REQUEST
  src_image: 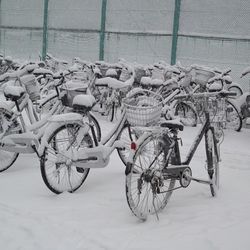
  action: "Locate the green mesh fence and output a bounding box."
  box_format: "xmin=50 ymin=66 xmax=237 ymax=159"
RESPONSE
xmin=0 ymin=0 xmax=250 ymax=90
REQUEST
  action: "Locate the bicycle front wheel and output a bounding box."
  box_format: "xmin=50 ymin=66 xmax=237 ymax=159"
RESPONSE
xmin=174 ymin=101 xmax=197 ymax=127
xmin=206 ymin=129 xmax=219 ymax=197
xmin=225 ymin=100 xmax=242 ymax=132
xmin=228 ymin=85 xmax=243 ymax=98
xmin=117 ymin=123 xmax=141 ymax=166
xmin=40 ymin=123 xmax=93 ymax=194
xmin=0 ymin=109 xmax=21 ymax=172
xmin=126 ymin=134 xmax=175 ymax=220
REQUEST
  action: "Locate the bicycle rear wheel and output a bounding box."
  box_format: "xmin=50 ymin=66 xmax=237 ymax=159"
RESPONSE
xmin=205 ymin=129 xmax=219 ymax=197
xmin=117 ymin=123 xmax=141 ymax=166
xmin=85 ymin=112 xmax=101 ymax=142
xmin=0 ymin=109 xmax=21 ymax=172
xmin=125 ymin=134 xmax=175 ymax=220
xmin=174 ymin=101 xmax=197 ymax=127
xmin=40 ymin=123 xmax=92 ymax=194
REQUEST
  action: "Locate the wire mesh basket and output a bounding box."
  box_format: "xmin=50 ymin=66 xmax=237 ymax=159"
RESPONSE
xmin=207 ymin=97 xmax=226 ymax=123
xmin=20 ymin=75 xmax=40 ymax=102
xmin=195 ymin=95 xmax=226 ymax=124
xmin=194 ymin=68 xmax=215 ymax=86
xmin=123 ymin=90 xmax=163 ymax=126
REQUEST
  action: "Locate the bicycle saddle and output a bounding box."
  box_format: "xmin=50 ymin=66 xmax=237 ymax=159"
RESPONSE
xmin=72 ymin=94 xmax=96 ymax=112
xmin=140 ymin=77 xmax=164 ymax=87
xmin=4 ymin=85 xmax=25 ymax=102
xmin=95 ymin=77 xmax=132 ymax=89
xmin=160 ymin=120 xmax=184 ymax=131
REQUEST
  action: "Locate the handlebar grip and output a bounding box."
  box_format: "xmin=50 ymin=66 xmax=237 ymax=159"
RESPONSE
xmin=219 ymin=91 xmax=236 ymax=97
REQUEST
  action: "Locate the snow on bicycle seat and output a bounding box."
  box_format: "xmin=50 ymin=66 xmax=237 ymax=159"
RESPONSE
xmin=72 ymin=94 xmax=96 ymax=112
xmin=95 ymin=77 xmax=131 ymax=89
xmin=160 ymin=119 xmax=184 ymax=131
xmin=4 ymin=85 xmax=25 ymax=101
xmin=140 ymin=77 xmax=164 ymax=87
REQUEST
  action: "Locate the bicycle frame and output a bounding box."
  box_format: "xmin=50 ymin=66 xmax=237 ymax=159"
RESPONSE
xmin=49 ymin=108 xmax=128 ymax=170
xmin=181 ymin=112 xmax=216 ymax=165
xmin=0 ymin=91 xmax=65 ymax=155
xmin=126 ymin=109 xmax=219 ymax=189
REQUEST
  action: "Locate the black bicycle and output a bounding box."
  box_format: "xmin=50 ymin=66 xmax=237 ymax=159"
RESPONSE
xmin=125 ymin=91 xmax=235 ymax=220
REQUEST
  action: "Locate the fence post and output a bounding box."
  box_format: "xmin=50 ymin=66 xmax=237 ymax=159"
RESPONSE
xmin=171 ymin=0 xmax=181 ymax=65
xmin=0 ymin=0 xmax=2 ymax=52
xmin=99 ymin=0 xmax=107 ymax=61
xmin=42 ymin=0 xmax=49 ymax=61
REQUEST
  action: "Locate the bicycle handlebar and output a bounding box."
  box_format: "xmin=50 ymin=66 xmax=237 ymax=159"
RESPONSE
xmin=174 ymin=90 xmax=236 ymax=100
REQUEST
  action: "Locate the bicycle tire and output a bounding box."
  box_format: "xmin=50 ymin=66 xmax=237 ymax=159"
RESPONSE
xmin=0 ymin=109 xmax=21 ymax=172
xmin=40 ymin=123 xmax=92 ymax=194
xmin=116 ymin=123 xmax=140 ymax=166
xmin=38 ymin=92 xmax=59 ymax=115
xmin=174 ymin=101 xmax=198 ymax=127
xmin=109 ymin=101 xmax=115 ymax=122
xmin=125 ymin=134 xmax=175 ymax=220
xmin=225 ymin=100 xmax=242 ymax=132
xmin=205 ymin=128 xmax=219 ymax=197
xmin=40 ymin=94 xmax=101 ymax=142
xmin=228 ymin=85 xmax=243 ymax=98
xmin=88 ymin=112 xmax=102 ymax=142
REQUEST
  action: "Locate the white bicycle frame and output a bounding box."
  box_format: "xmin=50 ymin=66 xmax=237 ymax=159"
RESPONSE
xmin=0 ymin=89 xmax=66 ymax=156
xmin=45 ymin=106 xmax=128 ymax=171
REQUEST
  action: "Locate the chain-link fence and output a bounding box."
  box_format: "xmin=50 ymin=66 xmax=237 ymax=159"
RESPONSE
xmin=0 ymin=0 xmax=250 ymax=90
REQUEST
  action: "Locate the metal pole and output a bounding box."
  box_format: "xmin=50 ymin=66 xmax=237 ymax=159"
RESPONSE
xmin=42 ymin=0 xmax=49 ymax=61
xmin=99 ymin=0 xmax=107 ymax=61
xmin=0 ymin=0 xmax=2 ymax=52
xmin=171 ymin=0 xmax=181 ymax=65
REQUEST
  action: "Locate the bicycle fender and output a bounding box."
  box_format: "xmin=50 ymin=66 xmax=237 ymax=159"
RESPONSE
xmin=38 ymin=119 xmax=84 ymax=156
xmin=125 ymin=132 xmax=152 ymax=175
xmin=47 ymin=112 xmax=83 ymax=123
xmin=125 ymin=163 xmax=132 ymax=176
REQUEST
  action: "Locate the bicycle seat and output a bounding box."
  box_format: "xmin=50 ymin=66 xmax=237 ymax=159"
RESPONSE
xmin=160 ymin=120 xmax=184 ymax=131
xmin=4 ymin=85 xmax=25 ymax=102
xmin=72 ymin=94 xmax=96 ymax=112
xmin=95 ymin=77 xmax=131 ymax=89
xmin=140 ymin=77 xmax=164 ymax=87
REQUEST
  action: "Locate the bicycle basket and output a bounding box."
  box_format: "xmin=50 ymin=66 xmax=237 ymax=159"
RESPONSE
xmin=20 ymin=75 xmax=40 ymax=102
xmin=61 ymin=80 xmax=88 ymax=107
xmin=207 ymin=97 xmax=226 ymax=123
xmin=194 ymin=68 xmax=215 ymax=86
xmin=123 ymin=90 xmax=163 ymax=126
xmin=196 ymin=95 xmax=226 ymax=123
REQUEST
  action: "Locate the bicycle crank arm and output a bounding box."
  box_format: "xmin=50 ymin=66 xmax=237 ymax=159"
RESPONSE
xmin=188 ymin=175 xmax=212 ymax=185
xmin=157 ymin=186 xmax=183 ymax=193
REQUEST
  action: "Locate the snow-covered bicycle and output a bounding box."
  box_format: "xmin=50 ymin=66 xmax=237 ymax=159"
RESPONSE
xmin=0 ymin=70 xmax=100 ymax=178
xmin=40 ymin=89 xmax=163 ymax=194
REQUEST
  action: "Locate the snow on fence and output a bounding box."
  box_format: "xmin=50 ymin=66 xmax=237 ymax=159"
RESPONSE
xmin=0 ymin=0 xmax=250 ymax=90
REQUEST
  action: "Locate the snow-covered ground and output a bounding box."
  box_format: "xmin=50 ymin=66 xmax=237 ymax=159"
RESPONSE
xmin=0 ymin=117 xmax=250 ymax=250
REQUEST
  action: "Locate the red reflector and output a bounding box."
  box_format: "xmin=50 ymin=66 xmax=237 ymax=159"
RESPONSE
xmin=131 ymin=142 xmax=137 ymax=150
